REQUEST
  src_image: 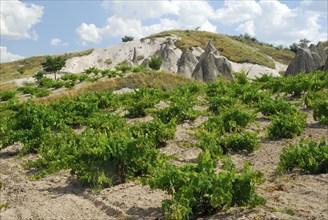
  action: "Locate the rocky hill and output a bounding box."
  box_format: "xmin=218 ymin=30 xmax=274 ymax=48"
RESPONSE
xmin=1 ymin=30 xmax=297 ymax=85
xmin=61 ymin=30 xmax=294 ymax=81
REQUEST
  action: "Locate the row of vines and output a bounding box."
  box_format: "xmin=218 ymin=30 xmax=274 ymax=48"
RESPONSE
xmin=0 ymin=70 xmax=327 ymax=219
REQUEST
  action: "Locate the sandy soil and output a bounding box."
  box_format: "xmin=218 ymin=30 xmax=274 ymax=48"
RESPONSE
xmin=1 ymin=101 xmax=327 ymax=220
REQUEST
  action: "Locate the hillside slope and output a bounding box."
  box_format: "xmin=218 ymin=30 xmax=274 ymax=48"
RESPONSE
xmin=0 ymin=49 xmax=93 ymax=83
xmin=1 ymin=71 xmax=327 ymax=220
xmin=1 ymin=30 xmax=298 ymax=84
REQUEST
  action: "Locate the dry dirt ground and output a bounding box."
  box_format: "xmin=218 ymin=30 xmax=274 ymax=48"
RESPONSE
xmin=1 ymin=104 xmax=327 ymax=220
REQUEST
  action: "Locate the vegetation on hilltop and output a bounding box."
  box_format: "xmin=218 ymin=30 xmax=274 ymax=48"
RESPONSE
xmin=0 ymin=49 xmax=93 ymax=83
xmin=230 ymin=33 xmax=295 ymax=65
xmin=147 ymin=30 xmax=295 ymax=68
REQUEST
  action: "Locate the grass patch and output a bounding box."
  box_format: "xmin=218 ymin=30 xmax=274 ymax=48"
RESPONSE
xmin=254 ymin=45 xmax=294 ymax=65
xmin=36 ymin=71 xmax=201 ymax=103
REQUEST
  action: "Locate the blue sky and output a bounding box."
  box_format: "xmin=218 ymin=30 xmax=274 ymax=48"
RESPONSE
xmin=1 ymin=0 xmax=327 ymax=62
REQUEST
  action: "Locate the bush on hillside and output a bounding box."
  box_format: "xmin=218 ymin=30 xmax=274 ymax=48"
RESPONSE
xmin=121 ymin=36 xmax=134 ymax=42
xmin=0 ymin=90 xmax=16 ymax=101
xmin=148 ymin=56 xmax=162 ymax=70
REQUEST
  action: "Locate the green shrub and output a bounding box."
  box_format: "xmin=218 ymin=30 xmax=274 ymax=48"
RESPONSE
xmin=201 ymin=115 xmax=225 ymax=134
xmin=132 ymin=65 xmax=147 ymax=73
xmin=312 ymin=99 xmax=328 ymax=125
xmin=116 ymin=64 xmax=132 ymax=73
xmin=17 ymin=86 xmax=35 ymax=94
xmin=1 ymin=101 xmax=62 ymax=152
xmin=236 ymin=84 xmax=270 ymax=105
xmin=257 ymin=98 xmax=295 ymax=116
xmin=268 ymin=112 xmax=307 ymax=139
xmin=196 ymin=130 xmax=223 ymax=157
xmin=70 ymin=128 xmax=162 ymax=187
xmin=79 ymin=73 xmax=95 ymax=82
xmin=0 ymin=90 xmax=16 ymax=101
xmin=253 ymin=74 xmax=275 ymax=83
xmin=130 ymin=118 xmax=176 ymax=148
xmin=223 ymin=131 xmax=259 ymax=153
xmin=33 ymin=70 xmax=45 ymax=80
xmin=64 ymin=81 xmax=76 ymax=89
xmin=124 ymin=88 xmax=161 ymax=118
xmin=60 ymin=73 xmax=80 ymax=81
xmin=122 ymin=36 xmax=134 ymax=42
xmin=220 ymin=107 xmax=256 ymax=132
xmin=38 ymin=77 xmax=64 ymax=89
xmin=304 ymin=90 xmax=328 ymax=108
xmin=206 ymin=81 xmax=229 ymax=98
xmin=277 ymin=139 xmax=328 ymax=174
xmin=18 ymin=67 xmax=26 ymax=75
xmin=234 ymin=72 xmax=249 ymax=85
xmin=208 ymin=95 xmax=239 ymax=113
xmin=154 ymin=95 xmax=198 ymax=124
xmin=148 ymin=56 xmax=162 ymax=70
xmin=17 ymin=86 xmax=51 ymax=97
xmin=84 ymin=66 xmax=101 ymax=75
xmin=146 ymin=151 xmax=265 ymax=219
xmin=34 ymin=88 xmax=51 ymax=97
xmin=282 ymin=74 xmax=311 ymax=96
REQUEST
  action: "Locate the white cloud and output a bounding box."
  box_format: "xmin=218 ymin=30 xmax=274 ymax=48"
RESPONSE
xmin=77 ymin=16 xmax=180 ymax=45
xmin=199 ymin=20 xmax=217 ymax=33
xmin=101 ymin=16 xmax=143 ymax=38
xmin=0 ymin=46 xmax=24 ymax=63
xmin=77 ymin=1 xmax=216 ymax=45
xmin=253 ymin=0 xmax=327 ymax=45
xmin=0 ymin=0 xmax=43 ymax=40
xmin=50 ymin=38 xmax=69 ymax=46
xmin=75 ymin=23 xmax=102 ymax=45
xmin=175 ymin=1 xmax=215 ymax=29
xmin=76 ymin=1 xmax=327 ymax=46
xmin=212 ymin=0 xmax=327 ymax=45
xmin=236 ymin=20 xmax=255 ymax=36
xmin=101 ymin=0 xmax=179 ymax=20
xmin=50 ymin=38 xmax=62 ymax=46
xmin=141 ymin=18 xmax=180 ymax=37
xmin=213 ymin=0 xmax=262 ymax=24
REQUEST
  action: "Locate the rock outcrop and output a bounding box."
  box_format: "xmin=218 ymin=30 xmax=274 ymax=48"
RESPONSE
xmin=177 ymin=48 xmax=198 ymax=77
xmin=314 ymin=42 xmax=327 ymax=64
xmin=155 ymin=39 xmax=182 ymax=73
xmin=191 ymin=41 xmax=233 ymax=82
xmin=324 ymin=58 xmax=328 ymax=71
xmin=131 ymin=47 xmax=138 ymax=65
xmin=286 ymin=42 xmax=327 ymax=76
xmin=191 ymin=46 xmax=204 ymax=58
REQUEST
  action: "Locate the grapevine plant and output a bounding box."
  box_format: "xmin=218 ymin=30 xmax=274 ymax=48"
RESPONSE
xmin=146 ymin=151 xmax=265 ymax=219
xmin=277 ymin=139 xmax=328 ymax=174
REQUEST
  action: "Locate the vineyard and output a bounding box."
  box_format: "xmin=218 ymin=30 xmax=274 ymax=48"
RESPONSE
xmin=0 ymin=70 xmax=328 ymax=219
